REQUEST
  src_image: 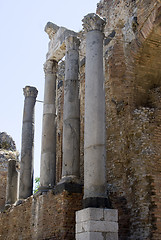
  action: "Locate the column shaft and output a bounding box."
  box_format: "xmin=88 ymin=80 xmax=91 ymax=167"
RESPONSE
xmin=6 ymin=159 xmax=18 ymax=205
xmin=19 ymin=86 xmax=38 ymax=199
xmin=82 ymin=13 xmax=109 ymax=208
xmin=40 ymin=60 xmax=57 ymax=190
xmin=61 ymin=36 xmax=80 ymax=182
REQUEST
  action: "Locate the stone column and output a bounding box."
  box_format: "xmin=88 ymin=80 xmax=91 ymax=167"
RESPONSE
xmin=19 ymin=86 xmax=38 ymax=199
xmin=60 ymin=36 xmax=80 ymax=183
xmin=6 ymin=159 xmax=18 ymax=206
xmin=39 ymin=60 xmax=57 ymax=191
xmin=76 ymin=13 xmax=118 ymax=240
xmin=82 ymin=13 xmax=109 ymax=208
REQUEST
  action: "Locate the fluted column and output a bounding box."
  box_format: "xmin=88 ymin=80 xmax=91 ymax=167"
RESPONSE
xmin=19 ymin=86 xmax=38 ymax=199
xmin=82 ymin=13 xmax=109 ymax=208
xmin=60 ymin=36 xmax=80 ymax=183
xmin=39 ymin=60 xmax=57 ymax=191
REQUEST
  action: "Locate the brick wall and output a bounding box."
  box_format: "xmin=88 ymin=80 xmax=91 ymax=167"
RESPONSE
xmin=53 ymin=1 xmax=161 ymax=239
xmin=0 ymin=190 xmax=83 ymax=240
xmin=96 ymin=1 xmax=161 ymax=239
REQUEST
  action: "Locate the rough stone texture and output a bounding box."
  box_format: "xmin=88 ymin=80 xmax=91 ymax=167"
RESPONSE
xmin=0 ymin=132 xmax=16 ymax=151
xmin=0 ymin=190 xmax=83 ymax=240
xmin=56 ymin=61 xmax=65 ymax=183
xmin=44 ymin=1 xmax=161 ymax=238
xmin=0 ymin=133 xmax=18 ymax=211
xmin=95 ymin=1 xmax=161 ymax=239
xmin=45 ymin=22 xmax=77 ymax=62
xmin=50 ymin=1 xmax=161 ymax=237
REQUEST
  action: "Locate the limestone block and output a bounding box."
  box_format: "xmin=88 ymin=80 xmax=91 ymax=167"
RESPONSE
xmin=76 ymin=208 xmax=118 ymax=240
xmin=76 ymin=232 xmax=118 ymax=240
xmin=76 ymin=220 xmax=118 ymax=233
xmin=76 ymin=208 xmax=104 ymax=222
xmin=104 ymin=209 xmax=118 ymax=222
xmin=76 ymin=207 xmax=118 ymax=223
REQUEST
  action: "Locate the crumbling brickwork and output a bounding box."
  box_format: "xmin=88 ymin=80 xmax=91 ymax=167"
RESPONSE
xmin=0 ymin=190 xmax=82 ymax=240
xmin=95 ymin=1 xmax=161 ymax=239
xmin=46 ymin=1 xmax=161 ymax=239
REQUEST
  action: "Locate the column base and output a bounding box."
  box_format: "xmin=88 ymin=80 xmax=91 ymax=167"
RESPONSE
xmin=4 ymin=203 xmax=11 ymax=210
xmin=37 ymin=186 xmax=53 ymax=194
xmin=83 ymin=197 xmax=111 ymax=209
xmin=76 ymin=208 xmax=118 ymax=240
xmin=54 ymin=182 xmax=83 ymax=194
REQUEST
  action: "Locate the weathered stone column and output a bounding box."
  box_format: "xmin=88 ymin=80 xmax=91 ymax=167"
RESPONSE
xmin=19 ymin=86 xmax=38 ymax=199
xmin=76 ymin=13 xmax=118 ymax=240
xmin=82 ymin=13 xmax=109 ymax=208
xmin=6 ymin=159 xmax=18 ymax=206
xmin=60 ymin=36 xmax=80 ymax=183
xmin=39 ymin=60 xmax=57 ymax=191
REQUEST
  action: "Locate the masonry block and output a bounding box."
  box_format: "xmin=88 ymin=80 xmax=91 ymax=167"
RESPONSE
xmin=76 ymin=232 xmax=118 ymax=240
xmin=76 ymin=207 xmax=104 ymax=222
xmin=104 ymin=209 xmax=118 ymax=222
xmin=76 ymin=208 xmax=118 ymax=240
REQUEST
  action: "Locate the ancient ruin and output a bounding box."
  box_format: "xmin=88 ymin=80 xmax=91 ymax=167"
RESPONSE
xmin=19 ymin=86 xmax=38 ymax=200
xmin=0 ymin=0 xmax=161 ymax=239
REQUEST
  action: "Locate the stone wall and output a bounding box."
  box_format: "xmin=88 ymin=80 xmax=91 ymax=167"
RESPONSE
xmin=0 ymin=133 xmax=18 ymax=211
xmin=96 ymin=1 xmax=161 ymax=239
xmin=48 ymin=1 xmax=161 ymax=239
xmin=0 ymin=190 xmax=82 ymax=240
xmin=54 ymin=0 xmax=161 ymax=239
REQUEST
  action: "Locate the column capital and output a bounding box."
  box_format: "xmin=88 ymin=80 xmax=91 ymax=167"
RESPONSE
xmin=65 ymin=35 xmax=80 ymax=52
xmin=43 ymin=60 xmax=58 ymax=75
xmin=23 ymin=86 xmax=38 ymax=98
xmin=82 ymin=13 xmax=106 ymax=33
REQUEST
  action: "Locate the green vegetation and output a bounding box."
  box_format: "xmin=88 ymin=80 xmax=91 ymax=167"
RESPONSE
xmin=34 ymin=177 xmax=40 ymax=193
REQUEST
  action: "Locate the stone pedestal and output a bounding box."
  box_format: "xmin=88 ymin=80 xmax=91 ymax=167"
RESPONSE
xmin=82 ymin=13 xmax=109 ymax=208
xmin=76 ymin=208 xmax=118 ymax=240
xmin=39 ymin=60 xmax=57 ymax=191
xmin=19 ymin=86 xmax=38 ymax=199
xmin=6 ymin=159 xmax=18 ymax=205
xmin=61 ymin=35 xmax=80 ymax=183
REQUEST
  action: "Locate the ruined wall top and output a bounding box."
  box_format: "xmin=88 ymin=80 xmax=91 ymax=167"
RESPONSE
xmin=0 ymin=132 xmax=16 ymax=151
xmin=45 ymin=22 xmax=60 ymax=40
xmin=45 ymin=22 xmax=78 ymax=62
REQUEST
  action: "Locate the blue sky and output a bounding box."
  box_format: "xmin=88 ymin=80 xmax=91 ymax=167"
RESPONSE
xmin=0 ymin=0 xmax=99 ymax=178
